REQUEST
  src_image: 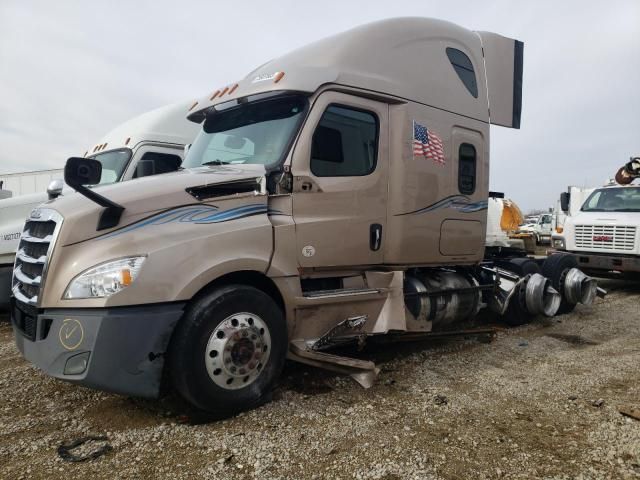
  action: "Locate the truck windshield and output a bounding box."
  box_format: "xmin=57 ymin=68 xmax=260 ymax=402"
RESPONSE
xmin=581 ymin=187 xmax=640 ymax=212
xmin=89 ymin=149 xmax=132 ymax=184
xmin=183 ymin=94 xmax=308 ymax=169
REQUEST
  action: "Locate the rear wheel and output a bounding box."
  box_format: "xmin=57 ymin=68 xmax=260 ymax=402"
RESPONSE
xmin=168 ymin=285 xmax=287 ymax=418
xmin=542 ymin=253 xmax=579 ymax=314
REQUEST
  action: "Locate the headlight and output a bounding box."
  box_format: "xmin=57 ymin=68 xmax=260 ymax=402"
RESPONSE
xmin=553 ymin=238 xmax=566 ymax=249
xmin=63 ymin=256 xmax=146 ymax=299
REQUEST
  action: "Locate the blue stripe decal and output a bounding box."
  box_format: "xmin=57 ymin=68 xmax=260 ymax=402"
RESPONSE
xmin=267 ymin=208 xmax=289 ymax=216
xmin=396 ymin=195 xmax=488 ymax=216
xmin=99 ymin=203 xmax=268 ymax=239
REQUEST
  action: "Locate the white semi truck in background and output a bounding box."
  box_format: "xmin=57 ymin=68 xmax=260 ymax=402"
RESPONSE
xmin=0 ymin=102 xmax=200 ymax=309
xmin=518 ymin=212 xmax=553 ymax=244
xmin=551 ymin=185 xmax=595 ymax=246
xmin=553 ymin=158 xmax=640 ymax=278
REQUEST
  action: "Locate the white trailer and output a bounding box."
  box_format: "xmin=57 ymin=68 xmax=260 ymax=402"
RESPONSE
xmin=0 ymin=170 xmax=64 ymax=198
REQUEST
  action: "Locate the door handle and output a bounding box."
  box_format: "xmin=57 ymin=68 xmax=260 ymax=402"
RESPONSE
xmin=370 ymin=224 xmax=382 ymax=251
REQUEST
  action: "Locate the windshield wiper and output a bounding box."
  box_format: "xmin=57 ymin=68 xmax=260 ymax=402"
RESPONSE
xmin=202 ymin=160 xmax=231 ymax=166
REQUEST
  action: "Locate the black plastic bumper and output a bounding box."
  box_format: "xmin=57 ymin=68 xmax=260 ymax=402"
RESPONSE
xmin=0 ymin=265 xmax=12 ymax=310
xmin=12 ymin=301 xmax=186 ymax=398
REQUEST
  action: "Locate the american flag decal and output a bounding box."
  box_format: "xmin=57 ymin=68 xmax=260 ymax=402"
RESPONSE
xmin=413 ymin=121 xmax=445 ymax=165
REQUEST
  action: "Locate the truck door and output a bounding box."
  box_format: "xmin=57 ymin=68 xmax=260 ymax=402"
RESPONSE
xmin=290 ymin=92 xmax=389 ymax=268
xmin=543 ymin=214 xmax=554 ymax=238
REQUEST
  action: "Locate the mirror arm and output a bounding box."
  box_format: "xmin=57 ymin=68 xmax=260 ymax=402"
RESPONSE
xmin=71 ymin=183 xmax=125 ymax=231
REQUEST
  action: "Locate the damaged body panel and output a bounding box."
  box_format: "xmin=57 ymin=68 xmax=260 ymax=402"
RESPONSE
xmin=13 ymin=302 xmax=185 ymax=398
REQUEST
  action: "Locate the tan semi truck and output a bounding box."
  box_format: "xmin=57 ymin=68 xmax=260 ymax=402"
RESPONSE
xmin=11 ymin=18 xmax=600 ymax=418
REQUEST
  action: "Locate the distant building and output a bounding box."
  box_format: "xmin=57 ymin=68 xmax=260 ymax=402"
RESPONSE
xmin=0 ymin=168 xmax=63 ymax=197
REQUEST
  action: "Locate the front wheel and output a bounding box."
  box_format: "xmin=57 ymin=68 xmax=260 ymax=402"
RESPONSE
xmin=168 ymin=285 xmax=287 ymax=418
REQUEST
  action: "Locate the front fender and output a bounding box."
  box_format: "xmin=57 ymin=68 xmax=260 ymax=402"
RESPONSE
xmin=41 ymin=200 xmax=273 ymax=308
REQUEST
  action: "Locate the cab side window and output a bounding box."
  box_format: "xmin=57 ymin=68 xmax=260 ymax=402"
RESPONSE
xmin=133 ymin=152 xmax=182 ymax=178
xmin=458 ymin=143 xmax=476 ymax=194
xmin=311 ymin=105 xmax=378 ymax=177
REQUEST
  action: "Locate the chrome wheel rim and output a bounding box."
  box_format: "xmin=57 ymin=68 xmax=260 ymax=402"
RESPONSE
xmin=205 ymin=312 xmax=271 ymax=390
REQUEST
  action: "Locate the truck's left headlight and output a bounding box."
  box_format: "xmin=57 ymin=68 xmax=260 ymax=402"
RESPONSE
xmin=63 ymin=256 xmax=146 ymax=299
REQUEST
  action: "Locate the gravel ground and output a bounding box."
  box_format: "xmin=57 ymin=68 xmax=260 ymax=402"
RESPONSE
xmin=1 ymin=279 xmax=639 ymax=480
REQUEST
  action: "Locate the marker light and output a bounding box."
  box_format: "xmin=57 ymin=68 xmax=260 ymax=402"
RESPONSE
xmin=210 ymin=90 xmax=220 ymax=100
xmin=219 ymin=86 xmax=229 ymax=96
xmin=229 ymin=83 xmax=239 ymax=94
xmin=274 ymin=71 xmax=285 ymax=83
xmin=63 ymin=256 xmax=146 ymax=299
xmin=188 ymin=101 xmax=198 ymax=111
xmin=556 ymin=226 xmax=564 ymax=233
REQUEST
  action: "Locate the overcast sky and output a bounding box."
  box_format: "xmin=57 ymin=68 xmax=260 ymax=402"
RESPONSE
xmin=1 ymin=0 xmax=638 ymax=211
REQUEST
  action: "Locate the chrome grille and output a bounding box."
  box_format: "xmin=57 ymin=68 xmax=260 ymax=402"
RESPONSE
xmin=11 ymin=208 xmax=63 ymax=306
xmin=574 ymin=225 xmax=637 ymax=251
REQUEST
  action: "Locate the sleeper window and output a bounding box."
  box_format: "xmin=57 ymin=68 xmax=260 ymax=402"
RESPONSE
xmin=311 ymin=105 xmax=378 ymax=177
xmin=458 ymin=143 xmax=476 ymax=195
xmin=446 ymin=48 xmax=478 ymax=98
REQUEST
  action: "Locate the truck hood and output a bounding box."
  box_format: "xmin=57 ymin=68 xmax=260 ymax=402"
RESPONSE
xmin=48 ymin=165 xmax=267 ymax=246
xmin=0 ymin=190 xmax=49 ymax=213
xmin=570 ymin=211 xmax=640 ymax=226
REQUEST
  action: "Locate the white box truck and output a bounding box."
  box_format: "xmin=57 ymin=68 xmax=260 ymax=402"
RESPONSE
xmin=553 ymin=158 xmax=640 ymax=278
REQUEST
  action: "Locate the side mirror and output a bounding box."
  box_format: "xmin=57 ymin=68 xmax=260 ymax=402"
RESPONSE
xmin=63 ymin=157 xmax=124 ymax=230
xmin=560 ymin=192 xmax=570 ymax=213
xmin=47 ymin=179 xmax=64 ymax=200
xmin=65 ymin=157 xmax=102 ymax=187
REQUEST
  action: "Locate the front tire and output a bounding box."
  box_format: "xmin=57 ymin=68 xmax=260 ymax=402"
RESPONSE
xmin=168 ymin=285 xmax=287 ymax=418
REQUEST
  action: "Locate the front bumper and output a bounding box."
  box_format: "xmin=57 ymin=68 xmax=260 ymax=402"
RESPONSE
xmin=0 ymin=265 xmax=12 ymax=310
xmin=12 ymin=300 xmax=186 ymax=398
xmin=567 ymin=251 xmax=640 ymax=274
